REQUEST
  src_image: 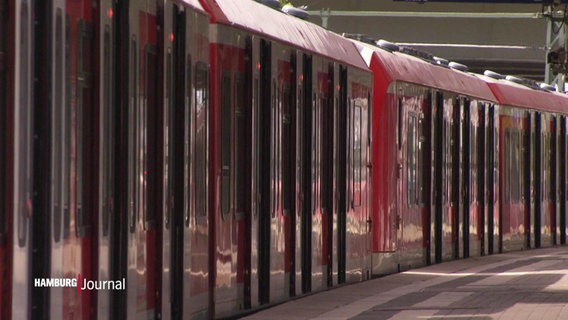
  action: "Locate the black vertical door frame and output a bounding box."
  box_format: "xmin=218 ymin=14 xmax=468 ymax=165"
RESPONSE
xmin=301 ymin=53 xmax=313 ymax=293
xmin=32 ymin=0 xmax=52 ymax=317
xmin=323 ymin=63 xmax=334 ymax=288
xmin=478 ymin=105 xmax=486 ymax=256
xmin=452 ymin=99 xmax=460 ymax=260
xmin=337 ymin=66 xmax=348 ymax=281
xmin=487 ymin=105 xmax=495 ymax=255
xmin=524 ymin=112 xmax=532 ymax=249
xmin=462 ymin=99 xmax=470 ymax=259
xmin=434 ymin=92 xmax=443 ymax=264
xmin=171 ymin=5 xmax=185 ymax=319
xmin=551 ymin=117 xmax=557 ymax=245
xmin=560 ymin=116 xmax=567 ymax=245
xmin=114 ymin=0 xmax=129 ymax=318
xmin=258 ymin=39 xmax=272 ymax=304
xmin=535 ymin=112 xmax=542 ymax=248
xmin=282 ymin=52 xmax=297 ymax=297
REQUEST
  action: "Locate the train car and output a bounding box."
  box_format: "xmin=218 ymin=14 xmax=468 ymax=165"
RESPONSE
xmin=480 ymin=72 xmax=568 ymax=251
xmin=199 ymin=0 xmax=373 ymax=317
xmin=352 ymin=39 xmax=500 ymax=275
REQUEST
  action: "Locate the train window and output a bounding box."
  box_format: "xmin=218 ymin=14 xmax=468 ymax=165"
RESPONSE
xmin=52 ymin=10 xmax=64 ymax=242
xmin=519 ymin=125 xmax=526 ymax=203
xmin=312 ymin=93 xmax=321 ymax=215
xmin=272 ymin=80 xmax=278 ymax=217
xmin=398 ymin=98 xmax=403 ymax=150
xmin=144 ymin=44 xmax=157 ymax=229
xmin=77 ymin=19 xmax=94 ymax=237
xmin=184 ymin=54 xmax=192 ymax=227
xmin=504 ymin=129 xmax=510 ymax=202
xmin=128 ymin=36 xmax=138 ymax=233
xmin=221 ymin=71 xmax=231 ymax=219
xmin=321 ymin=86 xmax=331 ymax=214
xmin=540 ymin=128 xmax=544 ymax=201
xmin=195 ymin=62 xmax=208 ymax=217
xmin=547 ymin=131 xmax=553 ymax=200
xmin=282 ymin=82 xmax=291 ymax=215
xmin=417 ymin=115 xmax=425 ymax=205
xmin=353 ymin=103 xmax=362 ymax=207
xmin=470 ymin=111 xmax=477 ymax=204
xmin=407 ymin=114 xmax=417 ymax=206
xmin=516 ymin=129 xmax=521 ymax=201
xmin=235 ymin=73 xmax=246 ymax=219
xmin=102 ymin=26 xmax=113 ymax=237
xmin=164 ymin=49 xmax=173 ymax=229
xmin=253 ymin=76 xmax=260 ymax=219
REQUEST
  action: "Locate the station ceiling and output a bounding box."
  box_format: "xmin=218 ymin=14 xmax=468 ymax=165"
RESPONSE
xmin=296 ymin=1 xmax=549 ymax=80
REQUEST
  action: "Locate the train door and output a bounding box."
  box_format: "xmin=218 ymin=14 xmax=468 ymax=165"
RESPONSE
xmin=48 ymin=1 xmax=98 ymax=318
xmin=308 ymin=57 xmax=333 ymax=291
xmin=118 ymin=2 xmax=159 ymax=318
xmin=434 ymin=93 xmax=458 ymax=262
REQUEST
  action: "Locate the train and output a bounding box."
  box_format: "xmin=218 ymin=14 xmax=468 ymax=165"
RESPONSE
xmin=2 ymin=0 xmax=568 ymax=319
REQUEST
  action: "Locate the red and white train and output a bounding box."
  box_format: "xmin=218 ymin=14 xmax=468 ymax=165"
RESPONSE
xmin=1 ymin=0 xmax=567 ymax=319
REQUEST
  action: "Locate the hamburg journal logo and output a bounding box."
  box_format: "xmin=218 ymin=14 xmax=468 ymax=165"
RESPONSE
xmin=34 ymin=274 xmax=126 ymax=292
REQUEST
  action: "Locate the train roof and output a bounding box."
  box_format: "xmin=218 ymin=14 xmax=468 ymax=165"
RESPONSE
xmin=198 ymin=0 xmax=370 ymax=71
xmin=180 ymin=0 xmax=208 ymax=15
xmin=479 ymin=75 xmax=568 ymax=114
xmin=354 ymin=40 xmax=497 ymax=103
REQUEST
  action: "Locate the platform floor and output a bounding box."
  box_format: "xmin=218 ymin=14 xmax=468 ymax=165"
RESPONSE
xmin=243 ymin=247 xmax=568 ymax=320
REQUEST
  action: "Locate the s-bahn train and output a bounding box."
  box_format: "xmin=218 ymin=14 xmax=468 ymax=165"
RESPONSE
xmin=1 ymin=0 xmax=568 ymax=319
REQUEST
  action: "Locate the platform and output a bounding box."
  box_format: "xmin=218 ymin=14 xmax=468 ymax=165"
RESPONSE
xmin=243 ymin=247 xmax=568 ymax=320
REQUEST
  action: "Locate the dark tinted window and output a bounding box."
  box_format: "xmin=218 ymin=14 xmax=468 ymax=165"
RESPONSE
xmin=221 ymin=71 xmax=231 ymax=218
xmin=195 ymin=62 xmax=208 ymax=217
